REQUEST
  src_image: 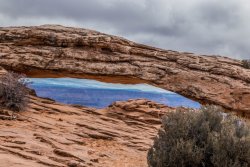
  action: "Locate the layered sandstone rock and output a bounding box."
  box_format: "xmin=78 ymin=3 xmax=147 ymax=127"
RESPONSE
xmin=0 ymin=97 xmax=172 ymax=167
xmin=0 ymin=25 xmax=249 ymax=115
xmin=0 ymin=25 xmax=249 ymax=166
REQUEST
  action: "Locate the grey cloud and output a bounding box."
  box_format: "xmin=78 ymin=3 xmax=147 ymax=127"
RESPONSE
xmin=0 ymin=0 xmax=249 ymax=59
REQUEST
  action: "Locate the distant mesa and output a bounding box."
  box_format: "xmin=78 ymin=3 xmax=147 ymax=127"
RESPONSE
xmin=29 ymin=78 xmax=200 ymax=109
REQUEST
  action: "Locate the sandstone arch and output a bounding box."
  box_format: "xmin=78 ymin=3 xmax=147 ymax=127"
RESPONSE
xmin=0 ymin=25 xmax=249 ymax=116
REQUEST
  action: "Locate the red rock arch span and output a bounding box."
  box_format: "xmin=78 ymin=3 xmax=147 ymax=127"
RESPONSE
xmin=0 ymin=25 xmax=249 ymax=116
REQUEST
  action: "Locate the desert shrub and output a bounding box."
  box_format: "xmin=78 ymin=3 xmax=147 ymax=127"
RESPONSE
xmin=0 ymin=72 xmax=29 ymax=111
xmin=148 ymin=106 xmax=250 ymax=167
xmin=242 ymin=59 xmax=250 ymax=69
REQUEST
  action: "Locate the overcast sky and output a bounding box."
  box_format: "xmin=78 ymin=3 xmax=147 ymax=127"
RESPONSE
xmin=0 ymin=0 xmax=249 ymax=60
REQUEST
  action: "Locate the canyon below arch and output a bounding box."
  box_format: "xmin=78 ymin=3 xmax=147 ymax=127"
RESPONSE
xmin=0 ymin=25 xmax=249 ymax=167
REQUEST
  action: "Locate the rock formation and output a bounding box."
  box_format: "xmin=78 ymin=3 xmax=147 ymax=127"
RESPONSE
xmin=0 ymin=25 xmax=249 ymax=116
xmin=0 ymin=97 xmax=172 ymax=167
xmin=0 ymin=25 xmax=250 ymax=166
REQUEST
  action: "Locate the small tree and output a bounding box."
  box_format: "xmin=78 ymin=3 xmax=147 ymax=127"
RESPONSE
xmin=0 ymin=72 xmax=29 ymax=111
xmin=148 ymin=106 xmax=250 ymax=167
xmin=242 ymin=59 xmax=250 ymax=69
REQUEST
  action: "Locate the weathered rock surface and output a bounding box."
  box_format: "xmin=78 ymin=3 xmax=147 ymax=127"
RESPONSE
xmin=0 ymin=25 xmax=249 ymax=115
xmin=0 ymin=97 xmax=172 ymax=167
xmin=0 ymin=24 xmax=249 ymax=166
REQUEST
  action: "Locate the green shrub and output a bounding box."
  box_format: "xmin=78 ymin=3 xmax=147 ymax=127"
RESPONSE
xmin=242 ymin=59 xmax=250 ymax=69
xmin=0 ymin=72 xmax=29 ymax=111
xmin=148 ymin=106 xmax=250 ymax=167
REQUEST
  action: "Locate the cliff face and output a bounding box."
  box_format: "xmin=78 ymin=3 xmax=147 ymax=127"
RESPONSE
xmin=0 ymin=25 xmax=249 ymax=115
